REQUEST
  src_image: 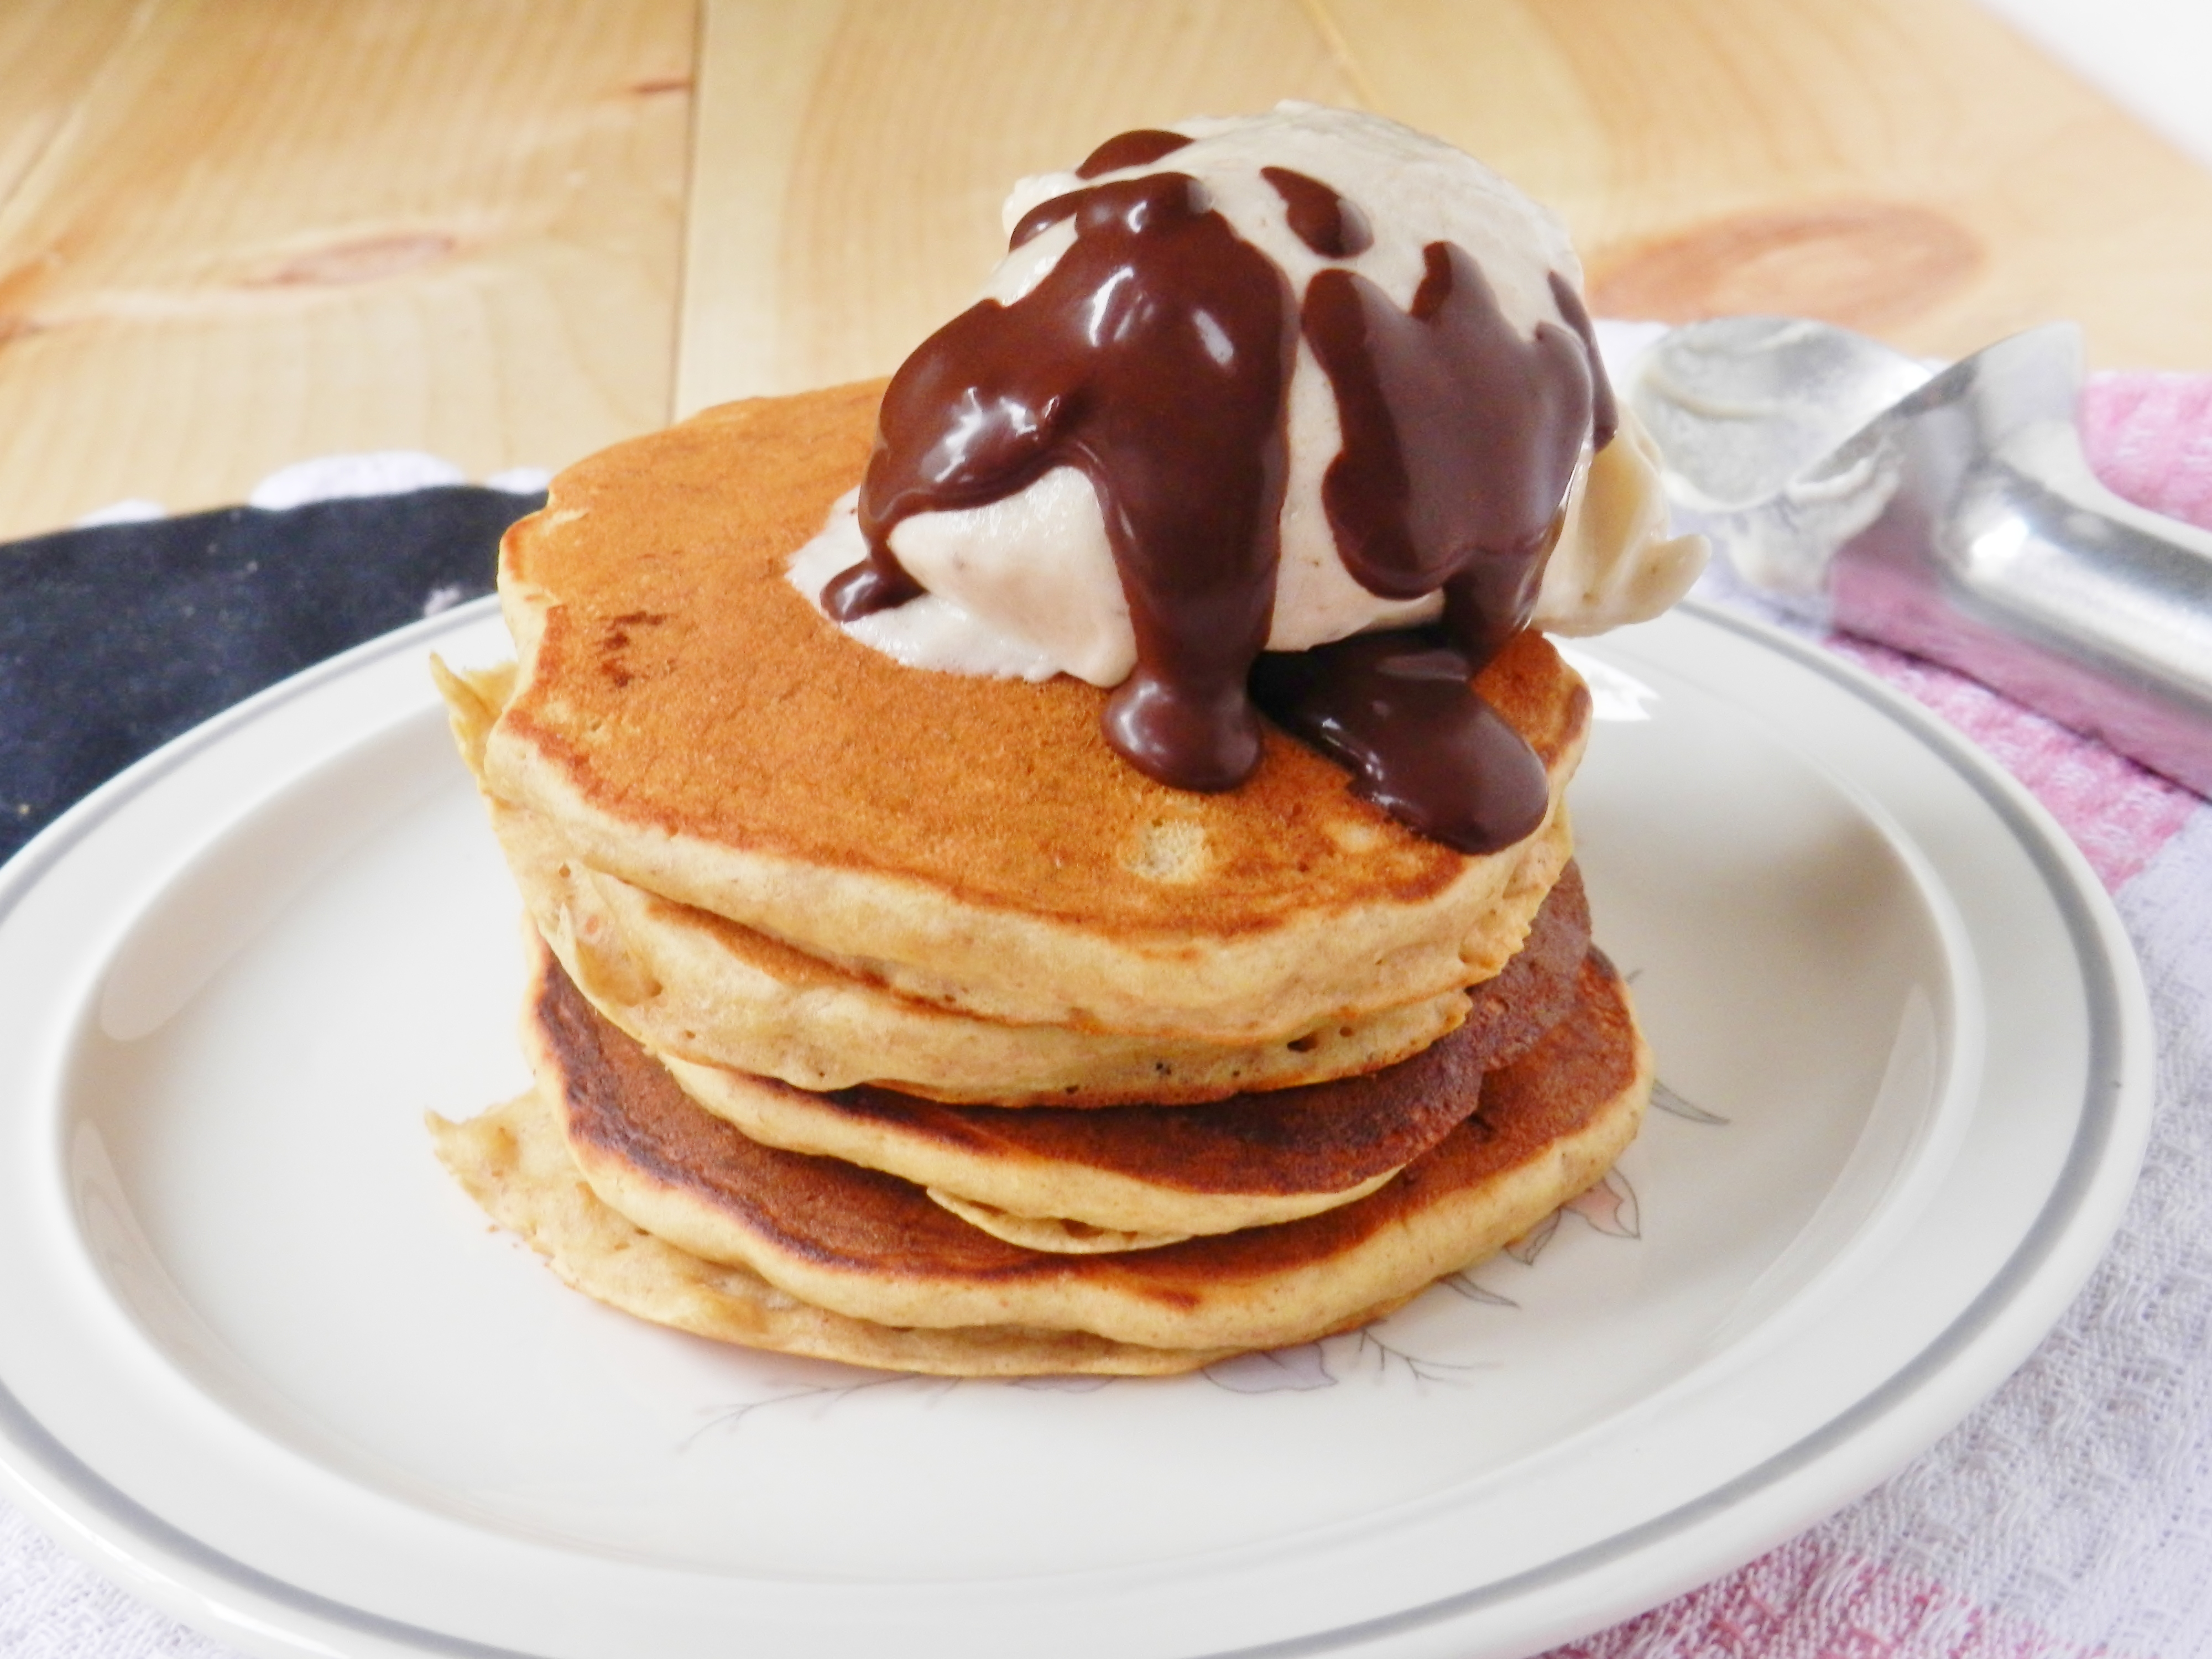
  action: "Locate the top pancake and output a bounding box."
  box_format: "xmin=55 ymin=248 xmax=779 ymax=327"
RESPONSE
xmin=485 ymin=381 xmax=1593 ymax=1041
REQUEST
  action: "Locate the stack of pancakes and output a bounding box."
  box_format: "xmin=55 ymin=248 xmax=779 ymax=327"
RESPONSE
xmin=431 ymin=380 xmax=1652 ymax=1378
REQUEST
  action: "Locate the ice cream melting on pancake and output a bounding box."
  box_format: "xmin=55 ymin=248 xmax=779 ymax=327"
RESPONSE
xmin=827 ymin=165 xmax=1294 ymax=792
xmin=814 ymin=104 xmax=1651 ymax=853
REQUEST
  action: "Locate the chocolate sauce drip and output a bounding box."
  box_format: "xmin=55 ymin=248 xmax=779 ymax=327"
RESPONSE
xmin=1249 ymin=629 xmax=1548 ymax=853
xmin=1287 ymin=243 xmax=1603 ymax=842
xmin=1009 ymin=189 xmax=1083 ymax=249
xmin=1547 ymin=269 xmax=1616 ymax=450
xmin=1075 ymin=128 xmax=1193 ymax=179
xmin=820 ymin=536 xmax=925 ymax=619
xmin=831 ymin=171 xmax=1295 ymax=791
xmin=1262 ymin=166 xmax=1371 ymax=258
xmin=1008 ymin=129 xmax=1200 ymax=251
xmin=1303 ymin=242 xmax=1594 ymax=622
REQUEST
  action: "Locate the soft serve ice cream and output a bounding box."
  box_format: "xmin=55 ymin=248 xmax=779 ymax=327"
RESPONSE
xmin=791 ymin=103 xmax=1702 ymax=849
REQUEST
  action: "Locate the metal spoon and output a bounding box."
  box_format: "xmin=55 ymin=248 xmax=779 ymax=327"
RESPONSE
xmin=1631 ymin=315 xmax=2212 ymax=796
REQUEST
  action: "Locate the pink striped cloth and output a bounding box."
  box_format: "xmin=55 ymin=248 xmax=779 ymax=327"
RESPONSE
xmin=1556 ymin=373 xmax=2212 ymax=1659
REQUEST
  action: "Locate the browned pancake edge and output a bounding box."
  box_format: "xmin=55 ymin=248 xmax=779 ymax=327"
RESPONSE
xmin=536 ymin=945 xmax=1649 ymax=1352
xmin=490 ymin=382 xmax=1592 ymax=937
xmin=659 ymin=862 xmax=1591 ymax=1210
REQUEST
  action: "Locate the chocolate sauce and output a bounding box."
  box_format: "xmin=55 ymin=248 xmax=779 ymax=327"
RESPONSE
xmin=1303 ymin=242 xmax=1592 ymax=620
xmin=1008 ymin=128 xmax=1201 ymax=249
xmin=1009 ymin=189 xmax=1084 ymax=249
xmin=828 ymin=172 xmax=1294 ymax=791
xmin=1262 ymin=167 xmax=1371 ymax=259
xmin=1547 ymin=269 xmax=1616 ymax=450
xmin=1075 ymin=128 xmax=1193 ymax=178
xmin=1281 ymin=244 xmax=1596 ymax=843
xmin=1249 ymin=629 xmax=1548 ymax=851
xmin=823 ymin=141 xmax=1618 ymax=854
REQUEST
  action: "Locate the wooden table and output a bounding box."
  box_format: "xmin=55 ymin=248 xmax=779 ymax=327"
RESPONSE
xmin=5 ymin=0 xmax=2212 ymax=545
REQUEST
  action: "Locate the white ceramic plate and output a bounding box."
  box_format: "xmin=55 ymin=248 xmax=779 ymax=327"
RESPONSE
xmin=0 ymin=598 xmax=2151 ymax=1659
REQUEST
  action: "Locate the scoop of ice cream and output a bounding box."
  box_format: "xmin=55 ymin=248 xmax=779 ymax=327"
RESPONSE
xmin=796 ymin=103 xmax=1702 ymax=846
xmin=792 ymin=102 xmax=1702 ymax=686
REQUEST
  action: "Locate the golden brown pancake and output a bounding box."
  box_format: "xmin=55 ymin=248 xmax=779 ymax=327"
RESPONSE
xmin=531 ymin=944 xmax=1649 ymax=1354
xmin=438 ymin=657 xmax=1571 ymax=1105
xmin=438 ymin=381 xmax=1648 ymax=1375
xmin=653 ymin=864 xmax=1594 ymax=1240
xmin=429 ymin=1088 xmax=1248 ymax=1377
xmin=481 ymin=383 xmax=1592 ymax=1044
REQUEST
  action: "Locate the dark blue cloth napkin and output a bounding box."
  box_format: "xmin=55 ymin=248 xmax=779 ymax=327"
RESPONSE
xmin=0 ymin=487 xmax=542 ymax=867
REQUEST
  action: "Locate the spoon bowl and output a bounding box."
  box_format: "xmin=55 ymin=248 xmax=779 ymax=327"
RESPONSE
xmin=1629 ymin=315 xmax=2212 ymax=796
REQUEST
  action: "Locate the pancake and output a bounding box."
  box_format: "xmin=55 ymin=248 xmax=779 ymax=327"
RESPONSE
xmin=499 ymin=789 xmax=1533 ymax=1102
xmin=916 ymin=1197 xmax=1188 ymax=1256
xmin=441 ymin=655 xmax=1574 ymax=1104
xmin=429 ymin=1088 xmax=1248 ymax=1377
xmin=481 ymin=381 xmax=1593 ymax=1044
xmin=527 ymin=942 xmax=1649 ymax=1355
xmin=651 ymin=864 xmax=1594 ymax=1241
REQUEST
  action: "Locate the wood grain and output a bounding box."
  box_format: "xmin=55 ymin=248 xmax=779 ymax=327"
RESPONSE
xmin=1322 ymin=0 xmax=2212 ymax=369
xmin=0 ymin=0 xmax=696 ymax=541
xmin=679 ymin=0 xmax=2212 ymax=421
xmin=0 ymin=0 xmax=148 ymax=221
xmin=678 ymin=0 xmax=1359 ymax=411
xmin=7 ymin=0 xmax=2208 ymax=543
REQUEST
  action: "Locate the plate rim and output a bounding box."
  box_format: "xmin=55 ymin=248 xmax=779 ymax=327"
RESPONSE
xmin=0 ymin=596 xmax=2156 ymax=1659
xmin=1232 ymin=601 xmax=2153 ymax=1656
